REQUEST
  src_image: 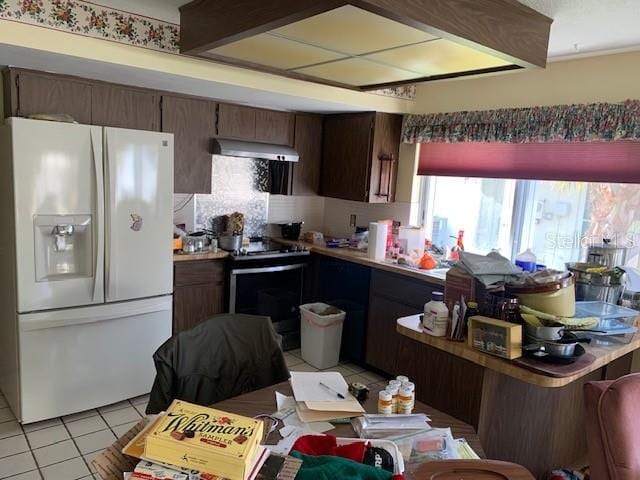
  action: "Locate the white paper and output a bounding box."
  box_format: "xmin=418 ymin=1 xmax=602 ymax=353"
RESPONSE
xmin=290 ymin=372 xmax=353 ymax=402
xmin=273 ymin=391 xmax=334 ymax=434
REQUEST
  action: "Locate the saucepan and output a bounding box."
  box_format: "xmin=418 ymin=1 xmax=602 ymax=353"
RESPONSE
xmin=218 ymin=233 xmax=242 ymax=251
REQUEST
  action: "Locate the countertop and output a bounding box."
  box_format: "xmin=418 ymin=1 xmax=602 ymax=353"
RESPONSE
xmin=173 ymin=250 xmax=229 ymax=262
xmin=277 ymin=239 xmax=447 ymax=286
xmin=397 ymin=314 xmax=640 ymax=388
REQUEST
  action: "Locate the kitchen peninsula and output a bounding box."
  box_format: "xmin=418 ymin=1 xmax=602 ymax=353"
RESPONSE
xmin=395 ymin=317 xmax=640 ymax=479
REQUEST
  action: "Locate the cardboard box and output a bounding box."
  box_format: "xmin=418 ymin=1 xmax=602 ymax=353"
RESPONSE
xmin=467 ymin=315 xmax=522 ymax=360
xmin=92 ymin=418 xmax=150 ymax=479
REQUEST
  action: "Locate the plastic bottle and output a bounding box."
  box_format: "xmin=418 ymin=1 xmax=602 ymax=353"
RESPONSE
xmin=385 ymin=384 xmax=400 ymax=414
xmin=401 ymin=381 xmax=415 ymax=409
xmin=449 ymin=230 xmax=465 ymax=262
xmin=422 ymin=291 xmax=449 ymax=337
xmin=378 ymin=390 xmax=393 ymax=415
xmin=515 ymin=248 xmax=537 ymax=273
xmin=397 ymin=386 xmax=414 ymax=414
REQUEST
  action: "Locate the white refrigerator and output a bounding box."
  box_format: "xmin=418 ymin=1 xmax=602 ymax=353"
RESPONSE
xmin=0 ymin=118 xmax=174 ymax=423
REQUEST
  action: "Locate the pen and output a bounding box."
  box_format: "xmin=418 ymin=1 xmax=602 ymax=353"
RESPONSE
xmin=319 ymin=382 xmax=345 ymax=399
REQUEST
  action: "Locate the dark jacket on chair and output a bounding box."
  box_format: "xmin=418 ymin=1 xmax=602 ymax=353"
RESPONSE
xmin=146 ymin=314 xmax=290 ymax=414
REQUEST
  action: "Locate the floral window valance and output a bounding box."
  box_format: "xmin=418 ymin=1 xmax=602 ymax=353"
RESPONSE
xmin=402 ymin=100 xmax=640 ymax=144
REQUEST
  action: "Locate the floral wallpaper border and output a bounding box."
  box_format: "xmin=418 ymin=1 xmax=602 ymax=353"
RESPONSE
xmin=403 ymin=100 xmax=640 ymax=143
xmin=0 ymin=0 xmax=416 ymax=100
xmin=0 ymin=0 xmax=180 ymax=53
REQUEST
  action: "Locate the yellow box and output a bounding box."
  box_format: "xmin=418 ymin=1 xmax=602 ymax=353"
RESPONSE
xmin=144 ymin=400 xmax=264 ymax=480
xmin=467 ymin=315 xmax=522 ymax=360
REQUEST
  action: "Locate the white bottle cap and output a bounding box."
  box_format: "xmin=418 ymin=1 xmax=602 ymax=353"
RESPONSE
xmin=401 ymin=381 xmax=415 ymax=392
xmin=385 ymin=384 xmax=399 ymax=395
xmin=379 ymin=390 xmax=392 ymax=401
xmin=396 ymin=375 xmax=409 ymax=383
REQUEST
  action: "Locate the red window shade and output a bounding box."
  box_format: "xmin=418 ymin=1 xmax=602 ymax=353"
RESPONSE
xmin=418 ymin=141 xmax=640 ymax=183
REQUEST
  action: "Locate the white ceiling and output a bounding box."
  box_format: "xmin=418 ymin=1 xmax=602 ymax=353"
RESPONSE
xmin=518 ymin=0 xmax=640 ymax=59
xmin=139 ymin=0 xmax=640 ymax=60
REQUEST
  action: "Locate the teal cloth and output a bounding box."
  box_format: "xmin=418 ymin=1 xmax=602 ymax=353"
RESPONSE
xmin=290 ymin=451 xmax=393 ymax=480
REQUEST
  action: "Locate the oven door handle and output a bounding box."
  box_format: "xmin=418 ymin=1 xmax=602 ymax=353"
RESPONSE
xmin=231 ymin=264 xmax=307 ymax=275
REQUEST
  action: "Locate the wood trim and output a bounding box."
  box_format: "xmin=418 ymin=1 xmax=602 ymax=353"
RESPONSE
xmin=359 ymin=65 xmax=523 ymax=91
xmin=353 ymin=0 xmax=551 ymax=68
xmin=397 ymin=315 xmax=640 ymax=388
xmin=180 ymin=0 xmax=551 ymax=89
xmin=179 ymin=0 xmax=346 ymax=54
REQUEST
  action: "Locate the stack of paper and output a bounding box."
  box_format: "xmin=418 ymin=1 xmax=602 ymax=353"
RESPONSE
xmin=289 ymin=372 xmax=365 ymax=422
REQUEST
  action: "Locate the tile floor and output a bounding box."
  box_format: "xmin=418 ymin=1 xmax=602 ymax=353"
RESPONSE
xmin=0 ymin=349 xmax=386 ymax=480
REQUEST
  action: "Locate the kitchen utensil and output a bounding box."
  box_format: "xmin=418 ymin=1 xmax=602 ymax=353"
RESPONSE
xmin=279 ymin=222 xmax=304 ymax=241
xmin=542 ymin=340 xmax=577 ymax=357
xmin=506 ymin=272 xmax=576 ymax=317
xmin=182 ymin=235 xmax=206 ymax=253
xmin=218 ymin=233 xmax=242 ymax=251
xmin=524 ymin=323 xmax=565 ymax=341
xmin=576 ymin=282 xmax=625 ymax=304
xmin=522 ymin=343 xmax=586 ymax=365
xmin=585 ymin=238 xmax=628 ymax=267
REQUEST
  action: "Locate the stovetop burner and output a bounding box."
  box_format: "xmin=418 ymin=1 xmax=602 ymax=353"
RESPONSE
xmin=230 ymin=238 xmax=309 ymax=259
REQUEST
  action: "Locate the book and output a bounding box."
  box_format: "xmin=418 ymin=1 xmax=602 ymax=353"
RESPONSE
xmin=144 ymin=400 xmax=265 ymax=480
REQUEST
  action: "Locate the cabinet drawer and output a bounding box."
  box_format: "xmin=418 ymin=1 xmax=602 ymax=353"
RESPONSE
xmin=370 ymin=270 xmax=439 ymax=310
xmin=174 ymin=260 xmax=225 ymax=287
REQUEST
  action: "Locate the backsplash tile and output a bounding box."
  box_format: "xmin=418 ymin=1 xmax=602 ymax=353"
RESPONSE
xmin=195 ymin=155 xmax=269 ymax=238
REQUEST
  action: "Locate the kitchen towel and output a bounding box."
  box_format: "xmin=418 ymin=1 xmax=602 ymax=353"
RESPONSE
xmin=368 ymin=222 xmax=388 ymax=261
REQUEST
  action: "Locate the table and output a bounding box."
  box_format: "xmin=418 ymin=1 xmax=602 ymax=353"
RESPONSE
xmin=212 ymin=381 xmax=485 ymax=479
xmin=396 ymin=314 xmax=640 ymax=478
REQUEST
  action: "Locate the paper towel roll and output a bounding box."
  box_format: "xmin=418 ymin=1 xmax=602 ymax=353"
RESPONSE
xmin=368 ymin=222 xmax=388 ymax=260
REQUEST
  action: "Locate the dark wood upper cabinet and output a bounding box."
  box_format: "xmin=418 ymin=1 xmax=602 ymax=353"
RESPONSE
xmin=217 ymin=103 xmax=294 ymax=146
xmin=255 ymin=109 xmax=295 ymax=146
xmin=162 ymin=95 xmax=216 ymax=194
xmin=291 ymin=113 xmax=323 ymax=195
xmin=321 ymin=112 xmax=402 ymax=203
xmin=216 ymin=103 xmax=256 ymax=140
xmin=3 ymin=69 xmax=92 ymax=124
xmin=91 ymin=84 xmax=160 ymax=131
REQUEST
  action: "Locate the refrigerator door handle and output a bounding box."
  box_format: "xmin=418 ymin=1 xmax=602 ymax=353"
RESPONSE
xmin=91 ymin=127 xmax=105 ymax=303
xmin=104 ymin=129 xmax=114 ymax=301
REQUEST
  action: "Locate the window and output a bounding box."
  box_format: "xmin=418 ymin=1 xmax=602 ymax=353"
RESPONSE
xmin=421 ymin=177 xmax=640 ymax=270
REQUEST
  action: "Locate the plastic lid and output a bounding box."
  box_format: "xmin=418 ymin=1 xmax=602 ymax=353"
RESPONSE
xmin=388 ymin=380 xmax=401 ymax=387
xmin=468 ymin=301 xmax=479 ymax=309
xmin=385 ymin=384 xmax=399 ymax=394
xmin=379 ymin=390 xmax=392 ymax=401
xmin=399 ymin=386 xmax=413 ymax=397
xmin=431 ymin=292 xmax=444 ymax=302
xmin=401 ymin=381 xmax=415 ymax=391
xmin=396 ymin=375 xmax=409 ymax=383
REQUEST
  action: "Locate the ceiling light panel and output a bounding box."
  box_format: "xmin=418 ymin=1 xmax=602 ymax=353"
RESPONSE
xmin=271 ymin=5 xmax=438 ymax=55
xmin=364 ymin=39 xmax=513 ymax=76
xmin=294 ymin=57 xmax=418 ymax=86
xmin=207 ymin=33 xmax=347 ymax=70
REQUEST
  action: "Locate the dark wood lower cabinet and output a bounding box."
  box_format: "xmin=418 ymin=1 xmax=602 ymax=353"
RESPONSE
xmin=366 ymin=270 xmax=439 ymax=374
xmin=173 ymin=260 xmax=226 ymax=334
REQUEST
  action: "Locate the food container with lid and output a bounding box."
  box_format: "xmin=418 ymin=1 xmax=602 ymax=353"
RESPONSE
xmin=506 ymin=272 xmax=576 ymax=317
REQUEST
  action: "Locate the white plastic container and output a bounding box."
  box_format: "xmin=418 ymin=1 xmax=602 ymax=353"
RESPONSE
xmin=422 ymin=292 xmax=449 ymax=337
xmin=300 ymin=303 xmax=346 ymax=369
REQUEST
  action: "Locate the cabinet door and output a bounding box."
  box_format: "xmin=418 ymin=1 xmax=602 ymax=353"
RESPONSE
xmin=92 ymin=84 xmax=160 ymax=131
xmin=368 ymin=113 xmax=402 ymax=203
xmin=321 ymin=113 xmax=373 ymax=202
xmin=162 ymin=95 xmax=216 ymax=194
xmin=173 ymin=260 xmax=226 ymax=334
xmin=173 ymin=283 xmax=225 ymax=334
xmin=255 ymin=109 xmax=295 ymax=146
xmin=366 ymin=295 xmax=419 ymax=374
xmin=217 ymin=103 xmax=256 ymax=140
xmin=291 ymin=113 xmax=323 ymax=195
xmin=10 ymin=70 xmax=92 ymax=124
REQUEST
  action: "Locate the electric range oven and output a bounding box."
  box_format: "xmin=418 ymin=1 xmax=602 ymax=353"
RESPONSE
xmin=227 ymin=239 xmax=310 ymax=351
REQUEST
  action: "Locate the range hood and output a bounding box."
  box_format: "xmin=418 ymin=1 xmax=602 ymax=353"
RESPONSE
xmin=212 ymin=138 xmax=299 ymax=162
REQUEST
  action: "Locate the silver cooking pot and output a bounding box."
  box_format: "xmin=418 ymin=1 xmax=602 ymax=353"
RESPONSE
xmin=218 ymin=233 xmax=242 ymax=251
xmin=585 ymin=239 xmax=628 ymax=267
